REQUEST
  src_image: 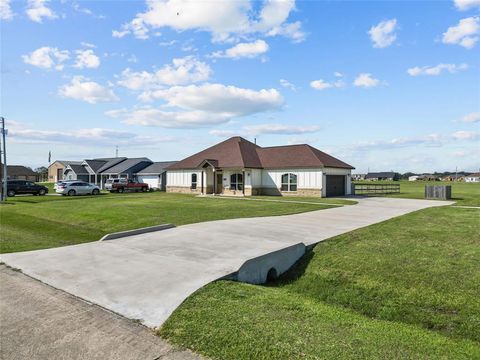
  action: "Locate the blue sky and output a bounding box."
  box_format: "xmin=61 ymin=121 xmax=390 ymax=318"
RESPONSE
xmin=1 ymin=0 xmax=479 ymax=173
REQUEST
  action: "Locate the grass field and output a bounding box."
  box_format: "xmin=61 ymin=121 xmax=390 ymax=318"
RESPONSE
xmin=160 ymin=206 xmax=480 ymax=359
xmin=0 ymin=192 xmax=351 ymax=253
xmin=354 ymin=180 xmax=480 ymax=206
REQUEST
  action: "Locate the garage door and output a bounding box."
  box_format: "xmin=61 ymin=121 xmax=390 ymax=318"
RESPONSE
xmin=326 ymin=175 xmax=345 ymax=197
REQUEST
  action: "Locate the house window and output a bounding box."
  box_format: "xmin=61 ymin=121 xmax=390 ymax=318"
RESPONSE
xmin=191 ymin=173 xmax=197 ymax=189
xmin=281 ymin=173 xmax=297 ymax=192
xmin=230 ymin=173 xmax=243 ymax=191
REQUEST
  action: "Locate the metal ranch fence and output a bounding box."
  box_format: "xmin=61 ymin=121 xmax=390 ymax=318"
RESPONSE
xmin=352 ymin=183 xmax=400 ymax=196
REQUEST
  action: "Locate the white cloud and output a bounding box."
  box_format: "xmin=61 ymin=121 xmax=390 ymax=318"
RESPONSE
xmin=353 ymin=73 xmax=380 ymax=88
xmin=107 ymin=83 xmax=283 ymax=128
xmin=352 ymin=130 xmax=479 ymax=151
xmin=310 ymin=78 xmax=344 ymax=90
xmin=145 ymin=83 xmax=284 ymax=116
xmin=442 ymin=16 xmax=480 ymax=49
xmin=211 ymin=40 xmax=269 ymax=59
xmin=26 ymin=0 xmax=57 ymax=23
xmin=8 ymin=121 xmax=173 ymax=147
xmin=74 ymin=49 xmax=101 ymax=69
xmin=22 ymin=46 xmax=70 ymax=70
xmin=112 ymin=29 xmax=129 ymax=38
xmin=407 ymin=63 xmax=468 ymax=76
xmin=452 ymin=130 xmax=480 ymax=140
xmin=113 ymin=0 xmax=304 ymax=42
xmin=243 ymin=124 xmax=320 ymax=136
xmin=0 ymin=0 xmax=13 ymax=20
xmin=80 ymin=42 xmax=96 ymax=48
xmin=59 ymin=76 xmax=119 ymax=104
xmin=462 ymin=112 xmax=480 ymax=123
xmin=72 ymin=2 xmax=105 ymax=19
xmin=210 ymin=124 xmax=320 ymax=137
xmin=117 ymin=56 xmax=211 ymax=91
xmin=279 ymin=79 xmax=296 ymax=91
xmin=368 ymin=18 xmax=398 ymax=48
xmin=454 ymin=0 xmax=480 ymax=11
xmin=107 ymin=108 xmax=231 ymax=128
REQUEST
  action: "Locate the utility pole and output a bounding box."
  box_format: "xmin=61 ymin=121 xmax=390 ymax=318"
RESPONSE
xmin=1 ymin=117 xmax=7 ymax=202
xmin=455 ymin=166 xmax=458 ymax=181
xmin=115 ymin=145 xmax=118 ymax=158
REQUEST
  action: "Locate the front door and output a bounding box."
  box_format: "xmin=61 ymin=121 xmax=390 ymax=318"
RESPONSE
xmin=216 ymin=173 xmax=223 ymax=194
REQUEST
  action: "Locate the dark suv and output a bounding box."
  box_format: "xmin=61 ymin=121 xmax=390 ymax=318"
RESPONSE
xmin=4 ymin=180 xmax=49 ymax=197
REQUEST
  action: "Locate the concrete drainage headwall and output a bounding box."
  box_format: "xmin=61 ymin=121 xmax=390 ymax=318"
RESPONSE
xmin=236 ymin=243 xmax=306 ymax=284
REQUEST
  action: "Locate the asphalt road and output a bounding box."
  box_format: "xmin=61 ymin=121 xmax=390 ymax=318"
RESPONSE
xmin=0 ymin=265 xmax=203 ymax=360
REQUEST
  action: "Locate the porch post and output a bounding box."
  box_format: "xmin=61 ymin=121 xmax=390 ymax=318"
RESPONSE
xmin=201 ymin=170 xmax=204 ymax=194
xmin=242 ymin=170 xmax=245 ymax=196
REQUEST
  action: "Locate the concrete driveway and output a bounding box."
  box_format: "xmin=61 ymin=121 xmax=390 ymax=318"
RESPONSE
xmin=1 ymin=197 xmax=452 ymax=328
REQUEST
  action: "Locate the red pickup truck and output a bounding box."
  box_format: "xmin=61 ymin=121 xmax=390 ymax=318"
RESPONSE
xmin=105 ymin=179 xmax=149 ymax=193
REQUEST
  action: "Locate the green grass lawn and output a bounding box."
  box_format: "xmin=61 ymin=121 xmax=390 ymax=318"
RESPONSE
xmin=160 ymin=206 xmax=480 ymax=359
xmin=0 ymin=192 xmax=334 ymax=253
xmin=354 ymin=180 xmax=480 ymax=206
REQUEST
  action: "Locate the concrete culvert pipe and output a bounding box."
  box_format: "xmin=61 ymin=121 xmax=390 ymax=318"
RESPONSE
xmin=266 ymin=267 xmax=278 ymax=282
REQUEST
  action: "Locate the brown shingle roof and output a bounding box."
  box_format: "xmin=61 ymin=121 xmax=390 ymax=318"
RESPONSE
xmin=167 ymin=137 xmax=262 ymax=170
xmin=258 ymin=144 xmax=354 ymax=169
xmin=168 ymin=137 xmax=354 ymax=170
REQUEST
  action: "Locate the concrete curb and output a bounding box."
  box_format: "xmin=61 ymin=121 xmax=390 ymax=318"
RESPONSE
xmin=100 ymin=224 xmax=175 ymax=241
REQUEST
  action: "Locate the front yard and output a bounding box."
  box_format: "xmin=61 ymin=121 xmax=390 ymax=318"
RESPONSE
xmin=0 ymin=192 xmax=349 ymax=253
xmin=160 ymin=205 xmax=480 ymax=359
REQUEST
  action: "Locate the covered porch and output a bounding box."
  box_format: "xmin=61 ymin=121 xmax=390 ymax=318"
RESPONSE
xmin=198 ymin=160 xmax=251 ymax=196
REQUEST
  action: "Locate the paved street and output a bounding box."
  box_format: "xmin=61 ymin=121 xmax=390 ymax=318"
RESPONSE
xmin=0 ymin=265 xmax=202 ymax=360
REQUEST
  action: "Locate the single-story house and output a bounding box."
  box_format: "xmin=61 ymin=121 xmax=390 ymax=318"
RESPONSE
xmin=166 ymin=136 xmax=354 ymax=197
xmin=1 ymin=164 xmax=38 ymax=181
xmin=63 ymin=164 xmax=91 ymax=182
xmin=417 ymin=174 xmax=439 ymax=181
xmin=365 ymin=172 xmax=400 ymax=181
xmin=408 ymin=175 xmax=419 ymax=181
xmin=352 ymin=174 xmax=366 ymax=181
xmin=48 ymin=160 xmax=83 ymax=182
xmin=99 ymin=157 xmax=153 ymax=186
xmin=465 ymin=173 xmax=480 ymax=183
xmin=440 ymin=174 xmax=464 ymax=182
xmin=82 ymin=157 xmax=127 ymax=186
xmin=134 ymin=161 xmax=178 ymax=191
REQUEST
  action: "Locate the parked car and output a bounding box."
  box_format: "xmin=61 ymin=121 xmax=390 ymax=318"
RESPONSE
xmin=4 ymin=180 xmax=48 ymax=197
xmin=105 ymin=178 xmax=149 ymax=193
xmin=56 ymin=181 xmax=100 ymax=196
xmin=54 ymin=180 xmax=77 ymax=190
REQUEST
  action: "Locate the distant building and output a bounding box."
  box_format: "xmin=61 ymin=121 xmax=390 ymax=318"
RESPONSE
xmin=465 ymin=173 xmax=480 ymax=183
xmin=408 ymin=175 xmax=419 ymax=181
xmin=417 ymin=174 xmax=439 ymax=181
xmin=352 ymin=174 xmax=366 ymax=181
xmin=365 ymin=172 xmax=400 ymax=181
xmin=0 ymin=164 xmax=38 ymax=181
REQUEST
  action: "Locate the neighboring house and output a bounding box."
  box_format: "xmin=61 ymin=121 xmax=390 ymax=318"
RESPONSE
xmin=352 ymin=174 xmax=366 ymax=181
xmin=465 ymin=173 xmax=480 ymax=183
xmin=63 ymin=164 xmax=91 ymax=182
xmin=47 ymin=160 xmax=83 ymax=182
xmin=100 ymin=158 xmax=153 ymax=186
xmin=365 ymin=172 xmax=400 ymax=181
xmin=417 ymin=174 xmax=439 ymax=181
xmin=0 ymin=165 xmax=38 ymax=181
xmin=83 ymin=157 xmax=127 ymax=186
xmin=408 ymin=175 xmax=419 ymax=181
xmin=135 ymin=161 xmax=178 ymax=191
xmin=166 ymin=136 xmax=354 ymax=197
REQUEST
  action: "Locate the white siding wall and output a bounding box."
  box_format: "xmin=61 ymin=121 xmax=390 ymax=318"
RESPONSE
xmin=167 ymin=170 xmax=202 ymax=187
xmin=137 ymin=175 xmax=160 ymax=189
xmin=262 ymin=168 xmax=323 ymax=189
